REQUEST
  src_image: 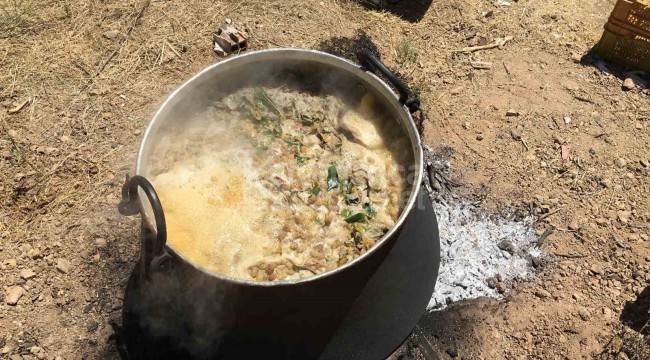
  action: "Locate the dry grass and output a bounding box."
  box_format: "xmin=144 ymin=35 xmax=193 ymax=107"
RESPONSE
xmin=0 ymin=0 xmax=648 ymax=358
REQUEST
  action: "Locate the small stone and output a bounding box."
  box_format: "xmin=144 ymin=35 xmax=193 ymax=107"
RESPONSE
xmin=56 ymin=258 xmax=71 ymax=273
xmin=101 ymin=112 xmax=112 ymax=120
xmin=640 ymin=159 xmax=648 ymax=168
xmin=553 ymin=135 xmax=565 ymax=145
xmin=94 ymin=237 xmax=107 ymax=248
xmin=486 ymin=277 xmax=497 ymax=289
xmin=571 ymin=53 xmax=582 ymax=63
xmin=572 ymin=293 xmax=580 ymax=300
xmin=103 ymin=30 xmax=122 ymax=41
xmin=87 ymin=320 xmax=99 ymax=333
xmin=27 ymin=248 xmax=42 ymax=259
xmin=622 ymin=77 xmax=635 ymax=91
xmin=20 ymin=268 xmax=37 ymax=280
xmin=497 ymin=239 xmax=516 ymax=254
xmin=568 ymin=219 xmax=580 ymax=231
xmin=496 ymin=282 xmax=506 ymax=294
xmin=636 ymin=122 xmax=644 ymax=130
xmin=563 ymin=116 xmax=572 ymax=124
xmin=535 ymin=289 xmax=551 ymax=299
xmin=476 ymin=133 xmax=484 ymax=141
xmin=578 ymin=307 xmax=590 ymax=321
xmin=617 ymin=211 xmax=631 ymax=225
xmin=595 ymin=217 xmax=608 ymax=226
xmin=601 ymin=178 xmax=612 ymax=188
xmin=589 ymin=264 xmax=602 ymax=275
xmin=602 ymin=307 xmax=612 ymax=317
xmin=615 ymin=158 xmax=627 ymax=168
xmin=5 ymin=286 xmax=25 ymax=305
xmin=506 ymin=109 xmax=520 ymax=117
xmin=450 ymin=86 xmax=464 ymax=95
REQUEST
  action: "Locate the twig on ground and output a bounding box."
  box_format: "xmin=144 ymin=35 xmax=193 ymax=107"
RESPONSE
xmin=537 ymin=226 xmax=555 ymax=247
xmin=455 ymin=36 xmax=513 ymax=53
xmin=539 ymin=208 xmax=562 ymax=220
xmin=552 ymin=252 xmax=587 ymax=258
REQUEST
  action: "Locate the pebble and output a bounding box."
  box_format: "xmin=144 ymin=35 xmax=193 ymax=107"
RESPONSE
xmin=87 ymin=320 xmax=99 ymax=333
xmin=487 ymin=277 xmax=498 ymax=289
xmin=637 ymin=122 xmax=644 ymax=130
xmin=497 ymin=239 xmax=516 ymax=254
xmin=20 ymin=268 xmax=37 ymax=280
xmin=535 ymin=289 xmax=551 ymax=299
xmin=450 ymin=86 xmax=464 ymax=95
xmin=103 ymin=30 xmax=122 ymax=41
xmin=615 ymin=158 xmax=627 ymax=168
xmin=5 ymin=286 xmax=25 ymax=305
xmin=572 ymin=293 xmax=580 ymax=300
xmin=27 ymin=248 xmax=41 ymax=259
xmin=617 ymin=211 xmax=631 ymax=225
xmin=563 ymin=116 xmax=572 ymax=124
xmin=506 ymin=109 xmax=520 ymax=117
xmin=496 ymin=282 xmax=506 ymax=294
xmin=94 ymin=237 xmax=107 ymax=248
xmin=595 ymin=218 xmax=608 ymax=226
xmin=589 ymin=264 xmax=602 ymax=275
xmin=568 ymin=219 xmax=580 ymax=231
xmin=476 ymin=133 xmax=484 ymax=141
xmin=640 ymin=159 xmax=648 ymax=168
xmin=56 ymin=258 xmax=71 ymax=273
xmin=602 ymin=307 xmax=612 ymax=317
xmin=601 ymin=178 xmax=612 ymax=188
xmin=578 ymin=307 xmax=590 ymax=321
xmin=622 ymin=77 xmax=635 ymax=91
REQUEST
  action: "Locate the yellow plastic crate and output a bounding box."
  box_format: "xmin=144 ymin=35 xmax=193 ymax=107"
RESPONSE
xmin=610 ymin=0 xmax=650 ymax=34
xmin=595 ymin=21 xmax=650 ymax=72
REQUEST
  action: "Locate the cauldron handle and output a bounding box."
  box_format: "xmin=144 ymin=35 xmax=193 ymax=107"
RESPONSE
xmin=118 ymin=175 xmax=170 ymax=280
xmin=356 ymin=49 xmax=420 ymax=114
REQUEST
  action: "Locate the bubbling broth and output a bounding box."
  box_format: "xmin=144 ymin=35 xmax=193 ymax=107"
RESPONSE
xmin=147 ymin=86 xmax=413 ymax=281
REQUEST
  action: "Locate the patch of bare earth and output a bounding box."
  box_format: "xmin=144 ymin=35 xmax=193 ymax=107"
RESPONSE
xmin=1 ymin=0 xmax=648 ymax=359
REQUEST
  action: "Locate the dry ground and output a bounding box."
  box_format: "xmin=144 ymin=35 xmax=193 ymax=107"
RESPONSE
xmin=1 ymin=0 xmax=649 ymax=359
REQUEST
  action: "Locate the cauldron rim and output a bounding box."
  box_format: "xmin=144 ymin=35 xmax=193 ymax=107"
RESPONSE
xmin=134 ymin=48 xmax=424 ymax=287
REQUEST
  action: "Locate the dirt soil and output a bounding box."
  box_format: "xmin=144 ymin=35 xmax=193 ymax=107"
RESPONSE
xmin=1 ymin=0 xmax=649 ymax=359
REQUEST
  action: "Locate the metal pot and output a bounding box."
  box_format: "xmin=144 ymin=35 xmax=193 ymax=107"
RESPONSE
xmin=118 ymin=49 xmax=438 ymax=359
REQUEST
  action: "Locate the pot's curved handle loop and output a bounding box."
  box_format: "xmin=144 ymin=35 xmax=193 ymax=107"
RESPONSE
xmin=356 ymin=49 xmax=421 ymax=114
xmin=118 ymin=175 xmax=168 ymax=279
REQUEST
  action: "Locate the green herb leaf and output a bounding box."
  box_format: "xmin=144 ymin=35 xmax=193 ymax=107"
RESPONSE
xmin=313 ymin=218 xmax=321 ymax=225
xmin=327 ymin=165 xmax=340 ymax=191
xmin=340 ymin=208 xmax=353 ymax=218
xmin=352 ymin=224 xmax=364 ymax=244
xmin=344 ymin=213 xmax=366 ymax=223
xmin=364 ymin=203 xmax=377 ymax=218
xmin=253 ymin=87 xmax=281 ymax=115
xmin=284 ymin=137 xmax=300 ymax=146
xmin=300 ymin=114 xmax=316 ymax=126
xmin=311 ymin=183 xmax=321 ymax=196
xmin=344 ymin=180 xmax=360 ymax=205
xmin=295 ymin=153 xmax=310 ymax=164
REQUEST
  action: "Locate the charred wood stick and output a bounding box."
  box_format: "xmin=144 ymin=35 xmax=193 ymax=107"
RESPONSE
xmin=536 ymin=226 xmax=555 ymax=247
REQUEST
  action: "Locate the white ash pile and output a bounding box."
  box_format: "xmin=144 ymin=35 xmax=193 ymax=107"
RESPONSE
xmin=422 ymin=146 xmax=546 ymax=310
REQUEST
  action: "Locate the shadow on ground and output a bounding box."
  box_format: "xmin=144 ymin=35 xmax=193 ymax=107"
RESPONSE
xmin=581 ymin=49 xmax=650 ymax=90
xmin=621 ymin=286 xmax=650 ymax=335
xmin=354 ymin=0 xmax=433 ymax=22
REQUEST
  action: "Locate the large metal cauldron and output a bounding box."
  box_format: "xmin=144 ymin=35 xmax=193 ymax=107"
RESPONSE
xmin=118 ymin=49 xmax=440 ymax=359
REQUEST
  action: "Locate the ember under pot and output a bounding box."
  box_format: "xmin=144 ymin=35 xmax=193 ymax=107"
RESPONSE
xmin=118 ymin=48 xmax=440 ymax=359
